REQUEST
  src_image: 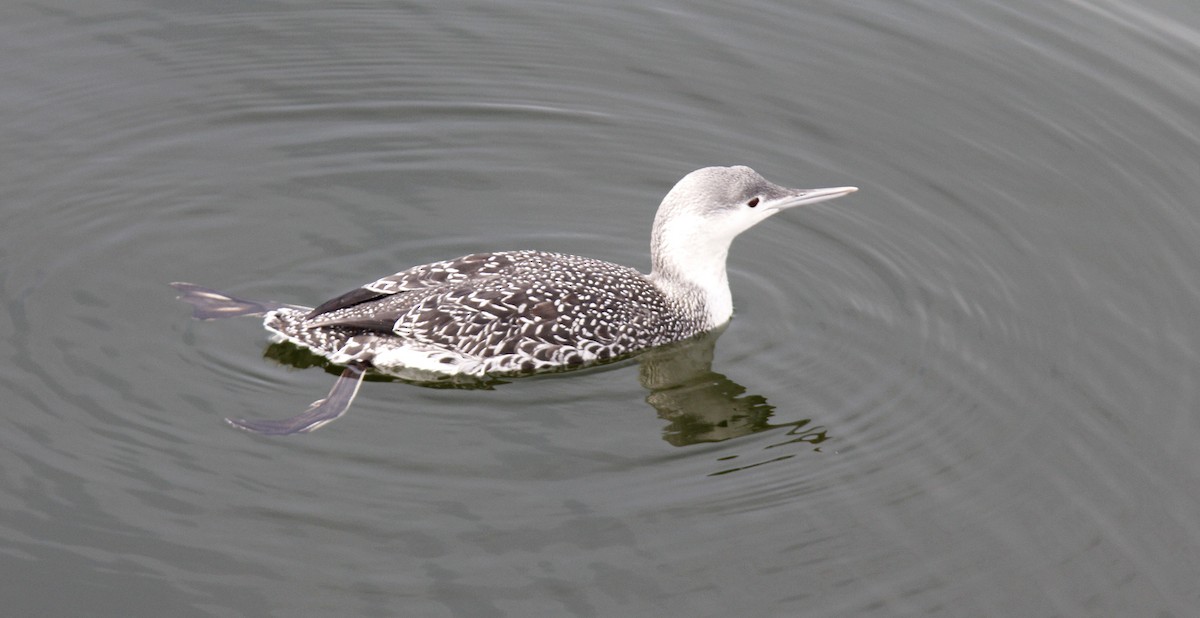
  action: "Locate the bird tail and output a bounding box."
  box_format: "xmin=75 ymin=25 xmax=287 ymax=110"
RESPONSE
xmin=170 ymin=282 xmax=306 ymax=320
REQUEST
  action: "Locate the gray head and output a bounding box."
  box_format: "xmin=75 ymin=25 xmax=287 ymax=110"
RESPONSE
xmin=647 ymin=165 xmax=856 ymax=329
xmin=650 ymin=165 xmax=856 ymax=277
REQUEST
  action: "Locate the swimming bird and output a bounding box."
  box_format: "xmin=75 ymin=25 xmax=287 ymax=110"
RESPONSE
xmin=172 ymin=166 xmax=856 ymax=435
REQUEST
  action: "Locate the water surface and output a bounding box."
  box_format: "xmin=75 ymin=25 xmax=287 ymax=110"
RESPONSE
xmin=3 ymin=0 xmax=1200 ymax=615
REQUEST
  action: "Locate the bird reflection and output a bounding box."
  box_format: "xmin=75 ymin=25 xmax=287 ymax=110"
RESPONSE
xmin=262 ymin=326 xmax=830 ymax=449
xmin=636 ymin=327 xmax=829 ymax=449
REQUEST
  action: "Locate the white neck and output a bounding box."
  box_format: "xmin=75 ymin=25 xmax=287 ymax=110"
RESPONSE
xmin=648 ymin=212 xmax=737 ymax=330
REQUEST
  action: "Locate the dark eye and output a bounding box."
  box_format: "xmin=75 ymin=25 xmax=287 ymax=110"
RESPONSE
xmin=746 ymin=197 xmax=760 ymax=208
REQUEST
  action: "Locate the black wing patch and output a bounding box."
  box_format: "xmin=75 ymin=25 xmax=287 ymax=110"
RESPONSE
xmin=306 ymin=287 xmax=390 ymax=319
xmin=305 ymin=252 xmax=522 ymax=320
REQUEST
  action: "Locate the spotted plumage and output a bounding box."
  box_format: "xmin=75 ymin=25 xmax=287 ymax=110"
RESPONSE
xmin=172 ymin=166 xmax=856 ymax=434
xmin=264 ymin=250 xmax=706 ymax=380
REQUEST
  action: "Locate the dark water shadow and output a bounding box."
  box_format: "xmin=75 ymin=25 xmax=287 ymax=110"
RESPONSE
xmin=262 ymin=328 xmax=832 ymax=451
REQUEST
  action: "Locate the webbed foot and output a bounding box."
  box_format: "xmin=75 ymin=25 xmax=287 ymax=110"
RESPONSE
xmin=226 ymin=364 xmax=367 ymax=435
xmin=170 ymin=282 xmax=307 ymax=319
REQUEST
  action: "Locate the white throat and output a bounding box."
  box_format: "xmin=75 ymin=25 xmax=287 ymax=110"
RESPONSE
xmin=648 ymin=211 xmax=738 ymax=329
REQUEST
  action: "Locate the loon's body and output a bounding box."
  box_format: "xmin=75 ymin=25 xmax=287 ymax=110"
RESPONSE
xmin=264 ymin=250 xmax=701 ymax=380
xmin=173 ymin=166 xmax=856 ymax=434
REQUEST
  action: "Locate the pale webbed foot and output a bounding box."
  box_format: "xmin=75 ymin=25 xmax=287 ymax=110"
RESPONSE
xmin=225 ymin=364 xmax=367 ymax=435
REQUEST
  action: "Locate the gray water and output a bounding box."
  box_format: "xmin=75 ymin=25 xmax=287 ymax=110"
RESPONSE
xmin=4 ymin=1 xmax=1200 ymax=616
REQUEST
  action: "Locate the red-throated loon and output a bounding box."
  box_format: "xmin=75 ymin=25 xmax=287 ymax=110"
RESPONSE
xmin=172 ymin=166 xmax=857 ymax=434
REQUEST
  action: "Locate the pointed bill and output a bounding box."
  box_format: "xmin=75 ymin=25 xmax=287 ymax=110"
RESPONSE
xmin=764 ymin=186 xmax=858 ymax=212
